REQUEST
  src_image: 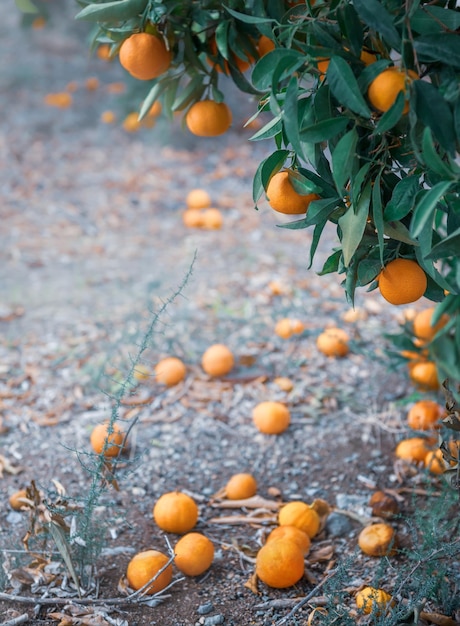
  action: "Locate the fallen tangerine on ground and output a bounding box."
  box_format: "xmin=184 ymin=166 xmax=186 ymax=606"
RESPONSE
xmin=100 ymin=110 xmax=116 ymax=124
xmin=266 ymin=525 xmax=311 ymax=555
xmin=202 ymin=208 xmax=223 ymax=229
xmin=225 ymin=473 xmax=258 ymax=500
xmin=409 ymin=361 xmax=439 ymax=390
xmin=253 ymin=401 xmax=290 ymax=435
xmin=153 ymin=491 xmax=198 ymax=534
xmin=126 ymin=549 xmax=173 ymax=594
xmin=85 ymin=77 xmax=99 ymax=91
xmin=147 ymin=100 xmax=162 ymax=118
xmin=185 ymin=100 xmax=232 ymax=137
xmin=377 ymin=258 xmax=427 ymax=305
xmin=273 ymin=377 xmax=294 ymax=392
xmin=90 ymin=422 xmax=126 ymax=457
xmin=412 ymin=307 xmax=449 ymax=342
xmin=368 ymin=491 xmax=399 ymax=518
xmin=182 ymin=209 xmax=205 ymax=228
xmin=278 ymin=501 xmax=320 ymax=539
xmin=356 ymin=586 xmax=393 ymax=615
xmin=266 ymin=171 xmax=319 ymax=215
xmin=9 ymin=489 xmax=31 ymax=511
xmin=424 ymin=449 xmax=446 ymax=475
xmin=358 ymin=523 xmax=396 ymax=557
xmin=122 ymin=112 xmax=141 ymax=132
xmin=395 ymin=437 xmax=433 ymax=463
xmin=368 ymin=67 xmax=418 ymax=114
xmin=275 ymin=318 xmax=304 ymax=339
xmin=119 ymin=32 xmax=172 ymax=80
xmin=256 ymin=540 xmax=305 ymax=588
xmin=96 ymin=43 xmax=112 ymax=60
xmin=44 ymin=93 xmax=73 ymax=108
xmin=186 ymin=189 xmax=212 ymax=210
xmin=407 ymin=400 xmax=442 ymax=431
xmin=174 ymin=532 xmax=214 ymax=576
xmin=316 ymin=327 xmax=349 ymax=357
xmin=201 ymin=344 xmax=234 ymax=377
xmin=154 ymin=357 xmax=186 ymax=386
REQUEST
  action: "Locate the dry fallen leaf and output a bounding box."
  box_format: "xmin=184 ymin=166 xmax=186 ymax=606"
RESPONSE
xmin=211 ymin=495 xmax=284 ymax=510
xmin=243 ymin=571 xmax=259 ymax=595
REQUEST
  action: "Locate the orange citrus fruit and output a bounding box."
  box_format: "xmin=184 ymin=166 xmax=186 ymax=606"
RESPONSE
xmin=90 ymin=422 xmax=126 ymax=457
xmin=182 ymin=210 xmax=205 ymax=228
xmin=44 ymin=93 xmax=73 ymax=108
xmin=395 ymin=437 xmax=433 ymax=463
xmin=266 ymin=525 xmax=311 ymax=555
xmin=266 ymin=171 xmax=319 ymax=215
xmin=252 ymin=401 xmax=290 ymax=435
xmin=358 ymin=523 xmax=396 ymax=557
xmin=378 ymin=258 xmax=427 ymax=305
xmin=407 ymin=400 xmax=442 ymax=431
xmin=278 ymin=501 xmax=320 ymax=538
xmin=185 ymin=100 xmax=232 ymax=137
xmin=202 ymin=208 xmax=223 ymax=230
xmin=412 ymin=307 xmax=449 ymax=342
xmin=207 ymin=37 xmax=252 ymax=74
xmin=153 ymin=491 xmax=198 ymax=534
xmin=225 ymin=473 xmax=258 ymax=500
xmin=126 ymin=549 xmax=173 ymax=594
xmin=96 ymin=44 xmax=112 ymax=61
xmin=186 ymin=189 xmax=212 ymax=210
xmin=256 ymin=540 xmax=305 ymax=588
xmin=275 ymin=318 xmax=305 ymax=339
xmin=316 ymin=327 xmax=349 ymax=357
xmin=368 ymin=67 xmax=418 ymax=114
xmin=424 ymin=449 xmax=447 ymax=475
xmin=174 ymin=532 xmax=214 ymax=576
xmin=201 ymin=344 xmax=234 ymax=377
xmin=356 ymin=586 xmax=393 ymax=615
xmin=257 ymin=35 xmax=275 ymax=57
xmin=9 ymin=489 xmax=31 ymax=511
xmin=409 ymin=360 xmax=439 ymax=390
xmin=119 ymin=32 xmax=172 ymax=80
xmin=154 ymin=357 xmax=186 ymax=386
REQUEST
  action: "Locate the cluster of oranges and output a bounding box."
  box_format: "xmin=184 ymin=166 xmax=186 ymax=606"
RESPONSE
xmin=182 ymin=189 xmax=223 ymax=230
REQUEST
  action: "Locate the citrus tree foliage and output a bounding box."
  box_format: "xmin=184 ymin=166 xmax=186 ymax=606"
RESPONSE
xmin=22 ymin=0 xmax=460 ymax=382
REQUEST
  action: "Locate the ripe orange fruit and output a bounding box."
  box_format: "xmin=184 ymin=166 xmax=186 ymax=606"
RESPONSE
xmin=119 ymin=33 xmax=172 ymax=80
xmin=360 ymin=50 xmax=378 ymax=65
xmin=278 ymin=501 xmax=320 ymax=539
xmin=395 ymin=437 xmax=433 ymax=463
xmin=257 ymin=35 xmax=275 ymax=57
xmin=207 ymin=37 xmax=252 ymax=74
xmin=266 ymin=525 xmax=311 ymax=555
xmin=225 ymin=473 xmax=258 ymax=500
xmin=174 ymin=532 xmax=214 ymax=576
xmin=90 ymin=422 xmax=126 ymax=457
xmin=126 ymin=549 xmax=173 ymax=594
xmin=153 ymin=491 xmax=198 ymax=534
xmin=9 ymin=489 xmax=31 ymax=511
xmin=185 ymin=100 xmax=232 ymax=137
xmin=377 ymin=258 xmax=427 ymax=305
xmin=274 ymin=377 xmax=294 ymax=392
xmin=274 ymin=318 xmax=305 ymax=339
xmin=154 ymin=357 xmax=186 ymax=386
xmin=368 ymin=491 xmax=399 ymax=518
xmin=96 ymin=44 xmax=112 ymax=61
xmin=44 ymin=93 xmax=73 ymax=108
xmin=253 ymin=401 xmax=291 ymax=435
xmin=182 ymin=210 xmax=205 ymax=228
xmin=85 ymin=77 xmax=99 ymax=91
xmin=368 ymin=67 xmax=418 ymax=114
xmin=266 ymin=171 xmax=319 ymax=215
xmin=122 ymin=112 xmax=142 ymax=132
xmin=316 ymin=327 xmax=349 ymax=357
xmin=256 ymin=540 xmax=305 ymax=588
xmin=424 ymin=449 xmax=446 ymax=475
xmin=358 ymin=523 xmax=396 ymax=557
xmin=101 ymin=110 xmax=116 ymax=124
xmin=409 ymin=361 xmax=439 ymax=390
xmin=407 ymin=400 xmax=442 ymax=431
xmin=186 ymin=189 xmax=212 ymax=210
xmin=412 ymin=307 xmax=449 ymax=343
xmin=356 ymin=586 xmax=393 ymax=615
xmin=147 ymin=100 xmax=162 ymax=118
xmin=202 ymin=208 xmax=223 ymax=230
xmin=201 ymin=344 xmax=234 ymax=377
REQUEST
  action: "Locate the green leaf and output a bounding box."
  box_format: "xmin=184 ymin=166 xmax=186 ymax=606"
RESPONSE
xmin=326 ymin=56 xmax=372 ymax=118
xmin=410 ymin=6 xmax=460 ymax=34
xmin=413 ymin=34 xmax=460 ymax=68
xmin=410 ymin=181 xmax=453 ymax=238
xmin=338 ymin=182 xmax=371 ymax=267
xmin=223 ymin=5 xmax=276 ymax=24
xmin=337 ymin=4 xmax=363 ymax=57
xmin=303 ymin=198 xmax=341 ymax=227
xmin=15 ymin=0 xmax=38 ymax=13
xmin=421 ymin=127 xmax=458 ymax=180
xmin=353 ymin=0 xmax=401 ymax=51
xmin=249 ymin=115 xmax=282 ymax=141
xmin=318 ymin=249 xmax=342 ymax=275
xmin=283 ymin=77 xmax=302 ymax=156
xmin=252 ymin=49 xmax=304 ymax=91
xmin=300 ymin=117 xmax=349 ymax=143
xmin=373 ymin=90 xmax=405 ymax=134
xmin=253 ymin=149 xmax=290 ymax=204
xmin=357 ymin=59 xmax=392 ymax=92
xmin=331 ymin=127 xmax=358 ymax=193
xmin=289 ymin=170 xmax=323 ymax=196
xmin=171 ymin=76 xmax=205 ymax=112
xmin=384 ymin=176 xmax=420 ymax=221
xmin=372 ymin=171 xmax=384 ymax=265
xmin=384 ymin=221 xmax=417 ymax=245
xmin=413 ymin=80 xmax=456 ymax=155
xmin=75 ymin=0 xmax=147 ymax=21
xmin=48 ymin=523 xmax=81 ymax=597
xmin=215 ymin=21 xmax=230 ymax=59
xmin=138 ymin=82 xmax=164 ymax=120
xmin=425 ymin=226 xmax=460 ymax=260
xmin=308 ymin=222 xmax=329 ymax=270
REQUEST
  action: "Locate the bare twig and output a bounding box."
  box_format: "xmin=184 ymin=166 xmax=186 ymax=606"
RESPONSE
xmin=0 ymin=614 xmax=30 ymax=626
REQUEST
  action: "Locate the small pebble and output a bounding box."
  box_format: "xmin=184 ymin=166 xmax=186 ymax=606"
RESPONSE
xmin=197 ymin=602 xmax=214 ymax=615
xmin=203 ymin=615 xmax=225 ymax=625
xmin=325 ymin=512 xmax=354 ymax=537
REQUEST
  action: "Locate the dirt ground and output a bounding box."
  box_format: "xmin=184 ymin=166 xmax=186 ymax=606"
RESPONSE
xmin=1 ymin=4 xmax=459 ymax=626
